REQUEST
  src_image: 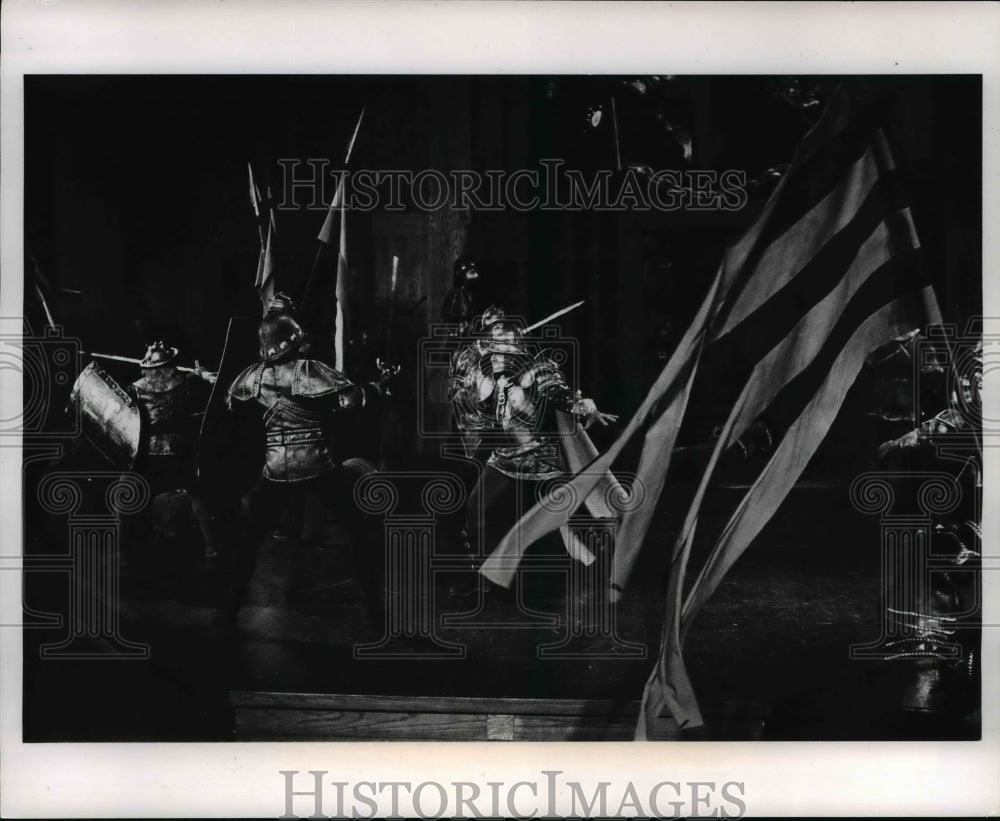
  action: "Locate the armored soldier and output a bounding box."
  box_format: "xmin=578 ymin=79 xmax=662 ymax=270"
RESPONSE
xmin=215 ymin=310 xmax=395 ymax=630
xmin=127 ymin=340 xmax=218 ymax=559
xmin=875 ymin=341 xmax=981 ymax=717
xmin=448 ymin=306 xmax=616 ymax=596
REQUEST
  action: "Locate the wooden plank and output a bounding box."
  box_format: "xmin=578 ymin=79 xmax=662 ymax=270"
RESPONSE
xmin=231 ymin=691 xmax=684 ymax=741
xmin=513 ymin=715 xmax=682 ymax=742
xmin=486 ymin=714 xmax=515 ymax=741
xmin=513 ymin=714 xmax=636 ymax=741
xmin=235 ymin=708 xmax=488 ymax=741
xmin=231 ymin=690 xmax=643 ymax=717
xmin=234 ymin=707 xmax=682 ymax=742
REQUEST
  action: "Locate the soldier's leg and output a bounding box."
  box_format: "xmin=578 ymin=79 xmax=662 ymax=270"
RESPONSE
xmin=322 ymin=467 xmax=384 ymax=623
xmin=467 ymin=467 xmax=513 ymax=553
xmin=188 ymin=492 xmax=218 ymax=560
xmin=214 ymin=475 xmax=284 ymax=631
xmin=449 ymin=467 xmax=512 ymax=597
xmin=300 ymin=485 xmax=326 ymax=546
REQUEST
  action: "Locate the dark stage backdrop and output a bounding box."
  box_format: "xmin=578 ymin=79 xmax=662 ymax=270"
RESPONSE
xmin=24 ymin=75 xmax=981 ymax=463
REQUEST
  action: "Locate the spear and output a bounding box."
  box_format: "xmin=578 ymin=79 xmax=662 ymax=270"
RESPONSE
xmin=610 ymin=96 xmax=622 ymax=172
xmin=302 ymin=107 xmax=366 ymax=313
xmin=385 ymin=255 xmax=399 ymax=362
xmin=78 ymin=351 xmax=215 ymax=378
xmin=248 ymin=161 xmax=264 ymax=246
xmin=34 ymin=284 xmax=57 ymax=332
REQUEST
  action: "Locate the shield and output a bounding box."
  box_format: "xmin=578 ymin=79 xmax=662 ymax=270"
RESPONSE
xmin=197 ymin=317 xmax=263 ymax=504
xmin=69 ymin=361 xmax=142 ymax=468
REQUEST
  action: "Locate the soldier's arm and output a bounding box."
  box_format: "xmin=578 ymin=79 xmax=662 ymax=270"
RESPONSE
xmin=333 ymin=382 xmax=382 ymax=411
xmin=535 ymin=352 xmax=618 ymax=428
xmin=335 ymin=366 xmax=400 ymax=410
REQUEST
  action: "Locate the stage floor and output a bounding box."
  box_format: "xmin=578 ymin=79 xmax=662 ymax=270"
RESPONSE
xmin=22 ymin=482 xmax=981 ymax=742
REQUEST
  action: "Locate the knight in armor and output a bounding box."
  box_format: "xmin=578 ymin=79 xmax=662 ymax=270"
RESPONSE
xmin=215 ymin=310 xmax=396 ymax=630
xmin=875 ymin=339 xmax=982 ymax=717
xmin=126 ymin=340 xmax=218 ymax=560
xmin=448 ymin=306 xmax=616 ymax=596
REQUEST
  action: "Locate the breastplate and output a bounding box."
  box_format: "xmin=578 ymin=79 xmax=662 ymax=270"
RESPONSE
xmin=255 ymin=361 xmax=334 ymax=482
xmin=133 ymin=378 xmax=192 ymax=456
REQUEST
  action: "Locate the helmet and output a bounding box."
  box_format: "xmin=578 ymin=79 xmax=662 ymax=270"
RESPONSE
xmin=476 ymin=306 xmax=526 ymax=376
xmin=140 ymin=340 xmax=179 ymax=369
xmin=258 ymin=313 xmax=305 ymax=362
xmin=453 ymin=256 xmax=481 ymax=288
xmin=266 ymin=290 xmax=297 ymax=316
xmin=477 ymin=307 xmax=524 ymax=351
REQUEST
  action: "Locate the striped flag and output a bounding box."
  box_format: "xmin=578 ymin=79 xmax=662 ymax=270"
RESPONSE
xmin=481 ymin=84 xmax=942 ymax=733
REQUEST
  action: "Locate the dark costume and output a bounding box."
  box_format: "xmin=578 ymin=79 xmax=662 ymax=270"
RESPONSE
xmin=441 ymin=256 xmax=481 ymax=337
xmin=216 ymin=312 xmax=390 ymax=628
xmin=875 ymin=346 xmax=982 ymax=715
xmin=126 ymin=341 xmax=216 ymax=559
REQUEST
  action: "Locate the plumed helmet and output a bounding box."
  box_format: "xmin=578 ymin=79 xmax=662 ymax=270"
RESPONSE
xmin=266 ymin=291 xmax=297 ymax=316
xmin=258 ymin=313 xmax=305 ymax=362
xmin=453 ymin=256 xmax=481 ymax=287
xmin=140 ymin=340 xmax=179 ymax=369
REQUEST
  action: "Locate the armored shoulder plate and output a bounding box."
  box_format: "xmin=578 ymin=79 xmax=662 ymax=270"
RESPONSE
xmin=228 ymin=362 xmax=266 ymax=402
xmin=131 ymin=371 xmax=186 ymax=395
xmin=525 ymin=350 xmax=572 ymax=398
xmin=448 ymin=341 xmax=494 ymax=431
xmin=291 ymin=359 xmax=354 ymax=397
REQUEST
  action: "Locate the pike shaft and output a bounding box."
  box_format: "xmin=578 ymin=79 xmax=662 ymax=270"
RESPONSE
xmin=35 ymin=285 xmax=57 ymax=331
xmin=385 ymin=255 xmax=399 ymax=360
xmin=82 ymin=351 xmax=201 ymax=374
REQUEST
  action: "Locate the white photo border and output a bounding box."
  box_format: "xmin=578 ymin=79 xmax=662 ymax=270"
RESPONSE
xmin=2 ymin=1 xmax=998 ymax=817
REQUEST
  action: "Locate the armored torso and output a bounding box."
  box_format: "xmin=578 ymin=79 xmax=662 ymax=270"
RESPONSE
xmin=450 ymin=341 xmax=578 ymax=480
xmin=228 ymin=357 xmax=365 ymax=482
xmin=130 ymin=372 xmax=208 ymax=457
xmin=487 ymin=350 xmax=578 ymax=479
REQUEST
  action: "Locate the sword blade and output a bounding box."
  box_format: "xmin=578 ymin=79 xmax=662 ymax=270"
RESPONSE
xmin=523 ymin=300 xmax=585 ymax=333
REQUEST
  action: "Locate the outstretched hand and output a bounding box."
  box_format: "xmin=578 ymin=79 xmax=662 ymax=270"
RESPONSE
xmin=571 ymin=397 xmax=618 ymax=429
xmin=194 ymin=360 xmax=219 ymax=385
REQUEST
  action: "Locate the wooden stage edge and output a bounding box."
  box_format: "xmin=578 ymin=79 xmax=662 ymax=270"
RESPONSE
xmin=230 ymin=691 xmax=684 ymax=741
